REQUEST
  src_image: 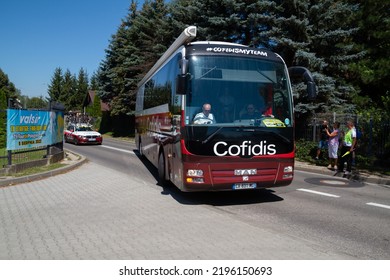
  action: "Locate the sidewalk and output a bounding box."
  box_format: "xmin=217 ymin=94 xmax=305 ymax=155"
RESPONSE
xmin=0 ymin=150 xmax=87 ymax=188
xmin=1 ymin=150 xmax=389 ymax=187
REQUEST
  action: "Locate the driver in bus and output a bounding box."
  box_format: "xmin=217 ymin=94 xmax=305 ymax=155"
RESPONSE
xmin=193 ymin=103 xmax=216 ymax=124
xmin=259 ymin=86 xmax=274 ymax=117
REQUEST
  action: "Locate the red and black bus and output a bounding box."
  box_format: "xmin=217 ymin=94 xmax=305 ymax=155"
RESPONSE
xmin=135 ymin=26 xmax=316 ymax=192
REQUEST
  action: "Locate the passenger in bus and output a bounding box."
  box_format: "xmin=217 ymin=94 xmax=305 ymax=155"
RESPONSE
xmin=258 ymin=87 xmax=275 ymax=118
xmin=257 ymin=87 xmax=267 ymax=114
xmin=240 ymin=104 xmax=262 ymax=119
xmin=262 ymin=101 xmax=274 ymax=117
xmin=218 ymin=91 xmax=235 ymax=122
xmin=193 ymin=103 xmax=216 ymax=124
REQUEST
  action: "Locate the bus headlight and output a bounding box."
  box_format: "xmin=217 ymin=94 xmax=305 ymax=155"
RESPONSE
xmin=187 ymin=169 xmax=203 ymax=176
xmin=284 ymin=166 xmax=293 ymax=173
xmin=186 ymin=177 xmax=204 ymax=183
xmin=186 ymin=169 xmax=204 ymax=184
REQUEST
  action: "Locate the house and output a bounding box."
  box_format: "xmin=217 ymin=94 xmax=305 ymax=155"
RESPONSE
xmin=82 ymin=90 xmax=110 ymax=114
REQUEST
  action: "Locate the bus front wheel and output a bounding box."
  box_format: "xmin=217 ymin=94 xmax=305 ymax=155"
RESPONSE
xmin=138 ymin=140 xmax=144 ymax=157
xmin=158 ymin=152 xmax=167 ymax=185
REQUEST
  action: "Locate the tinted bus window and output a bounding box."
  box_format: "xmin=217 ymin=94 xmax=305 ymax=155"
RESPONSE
xmin=185 ymin=56 xmax=293 ymax=127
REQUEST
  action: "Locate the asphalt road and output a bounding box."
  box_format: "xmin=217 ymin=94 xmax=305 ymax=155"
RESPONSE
xmin=63 ymin=137 xmax=390 ymax=260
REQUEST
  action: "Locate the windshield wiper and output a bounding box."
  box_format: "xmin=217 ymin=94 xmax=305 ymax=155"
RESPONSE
xmin=199 ymin=66 xmax=217 ymax=79
xmin=201 ymin=127 xmax=224 ymax=144
xmin=256 ymin=68 xmax=276 ymax=84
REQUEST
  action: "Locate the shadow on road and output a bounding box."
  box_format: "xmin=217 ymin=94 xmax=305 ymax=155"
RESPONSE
xmin=134 ymin=149 xmax=284 ymax=206
xmin=304 ymin=177 xmax=365 ymax=188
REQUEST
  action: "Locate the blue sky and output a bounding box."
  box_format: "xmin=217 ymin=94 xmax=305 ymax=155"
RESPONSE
xmin=0 ymin=0 xmax=141 ymax=98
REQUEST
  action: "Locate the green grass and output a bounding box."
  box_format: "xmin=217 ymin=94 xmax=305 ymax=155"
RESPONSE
xmin=103 ymin=133 xmax=134 ymax=142
xmin=12 ymin=162 xmax=66 ymax=177
xmin=0 ymin=147 xmax=47 ymax=167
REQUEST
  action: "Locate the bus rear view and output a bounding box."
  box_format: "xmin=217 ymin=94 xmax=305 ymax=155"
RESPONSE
xmin=135 ymin=26 xmax=316 ymax=192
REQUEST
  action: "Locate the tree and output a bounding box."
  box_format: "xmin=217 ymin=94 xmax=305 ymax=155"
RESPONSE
xmin=89 ymin=71 xmax=99 ymax=90
xmin=26 ymin=96 xmax=48 ymax=109
xmin=347 ymin=0 xmax=390 ymax=119
xmin=97 ymin=0 xmax=366 ymax=119
xmin=98 ymin=1 xmax=139 ymax=110
xmin=98 ymin=0 xmax=173 ymax=116
xmin=170 ymin=0 xmax=362 ymax=115
xmin=47 ymin=67 xmax=63 ymax=102
xmin=0 ymin=68 xmax=18 ymax=102
xmin=0 ymin=89 xmax=6 ymax=148
xmin=240 ymin=0 xmax=362 ymax=115
xmin=91 ymin=95 xmax=102 ymax=118
xmin=170 ymin=0 xmax=279 ymax=46
xmin=72 ymin=68 xmax=89 ymax=111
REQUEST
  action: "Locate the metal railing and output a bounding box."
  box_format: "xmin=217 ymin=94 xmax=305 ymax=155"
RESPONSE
xmin=1 ymin=142 xmax=63 ymax=168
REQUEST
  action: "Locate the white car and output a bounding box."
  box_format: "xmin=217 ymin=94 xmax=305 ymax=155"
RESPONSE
xmin=64 ymin=123 xmax=102 ymax=145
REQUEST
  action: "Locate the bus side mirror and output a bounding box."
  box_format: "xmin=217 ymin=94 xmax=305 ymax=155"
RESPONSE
xmin=176 ymin=74 xmax=187 ymax=95
xmin=288 ymin=66 xmax=317 ymax=100
xmin=306 ymin=81 xmax=316 ymax=101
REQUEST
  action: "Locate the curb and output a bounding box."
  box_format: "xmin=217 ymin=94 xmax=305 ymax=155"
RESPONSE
xmin=0 ymin=150 xmax=87 ymax=188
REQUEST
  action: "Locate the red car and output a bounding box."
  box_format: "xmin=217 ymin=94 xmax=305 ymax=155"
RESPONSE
xmin=64 ymin=123 xmax=102 ymax=145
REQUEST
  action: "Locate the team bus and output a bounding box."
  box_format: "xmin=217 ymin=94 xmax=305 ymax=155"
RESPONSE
xmin=135 ymin=26 xmax=316 ymax=192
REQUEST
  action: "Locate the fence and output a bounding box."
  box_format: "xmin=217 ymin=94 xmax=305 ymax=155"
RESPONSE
xmin=296 ymin=113 xmax=390 ymax=160
xmin=0 ymin=142 xmax=63 ymax=167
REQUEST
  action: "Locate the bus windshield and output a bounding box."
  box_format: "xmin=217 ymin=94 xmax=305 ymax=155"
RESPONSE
xmin=184 ymin=56 xmax=293 ymax=128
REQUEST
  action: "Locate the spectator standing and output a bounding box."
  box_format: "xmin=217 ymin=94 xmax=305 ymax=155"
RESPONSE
xmin=336 ymin=120 xmax=357 ymax=176
xmin=315 ymin=120 xmax=329 ymax=160
xmin=325 ymin=121 xmax=340 ymax=170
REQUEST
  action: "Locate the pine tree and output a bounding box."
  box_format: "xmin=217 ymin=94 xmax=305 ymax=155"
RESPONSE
xmin=98 ymin=0 xmax=173 ymax=116
xmin=347 ymin=0 xmax=390 ymax=118
xmin=0 ymin=89 xmax=7 ymax=148
xmin=89 ymin=71 xmax=99 ymax=90
xmin=91 ymin=95 xmax=102 ymax=118
xmin=261 ymin=0 xmax=361 ymax=115
xmin=170 ymin=0 xmax=279 ymax=45
xmin=0 ymin=68 xmax=17 ymax=100
xmin=60 ymin=69 xmax=77 ymax=110
xmin=26 ymin=96 xmax=47 ymax=109
xmin=98 ymin=0 xmax=140 ymax=109
xmin=47 ymin=67 xmax=63 ymax=102
xmin=73 ymin=68 xmax=89 ymax=111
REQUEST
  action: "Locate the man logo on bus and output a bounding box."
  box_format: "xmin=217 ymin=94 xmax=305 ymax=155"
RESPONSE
xmin=213 ymin=140 xmax=276 ymax=156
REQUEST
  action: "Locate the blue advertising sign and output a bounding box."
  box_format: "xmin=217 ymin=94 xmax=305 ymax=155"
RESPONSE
xmin=6 ymin=109 xmax=64 ymax=150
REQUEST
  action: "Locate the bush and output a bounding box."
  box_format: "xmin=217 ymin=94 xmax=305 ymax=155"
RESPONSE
xmin=295 ymin=139 xmax=328 ymax=165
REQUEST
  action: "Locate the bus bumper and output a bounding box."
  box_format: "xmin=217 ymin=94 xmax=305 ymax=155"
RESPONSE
xmin=181 ymin=158 xmax=294 ymax=192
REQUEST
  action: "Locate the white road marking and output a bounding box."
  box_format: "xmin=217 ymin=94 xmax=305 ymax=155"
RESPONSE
xmin=101 ymin=145 xmax=135 ymax=155
xmin=366 ymin=202 xmax=390 ymax=210
xmin=297 ymin=188 xmax=340 ymax=198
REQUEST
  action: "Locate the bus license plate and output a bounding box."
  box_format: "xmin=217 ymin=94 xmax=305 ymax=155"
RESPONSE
xmin=233 ymin=183 xmax=257 ymax=190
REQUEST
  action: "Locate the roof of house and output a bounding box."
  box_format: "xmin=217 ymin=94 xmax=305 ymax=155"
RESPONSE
xmin=83 ymin=90 xmax=110 ymax=111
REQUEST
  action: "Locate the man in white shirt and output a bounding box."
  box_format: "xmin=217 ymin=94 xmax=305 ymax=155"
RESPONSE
xmin=193 ymin=103 xmax=215 ymax=124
